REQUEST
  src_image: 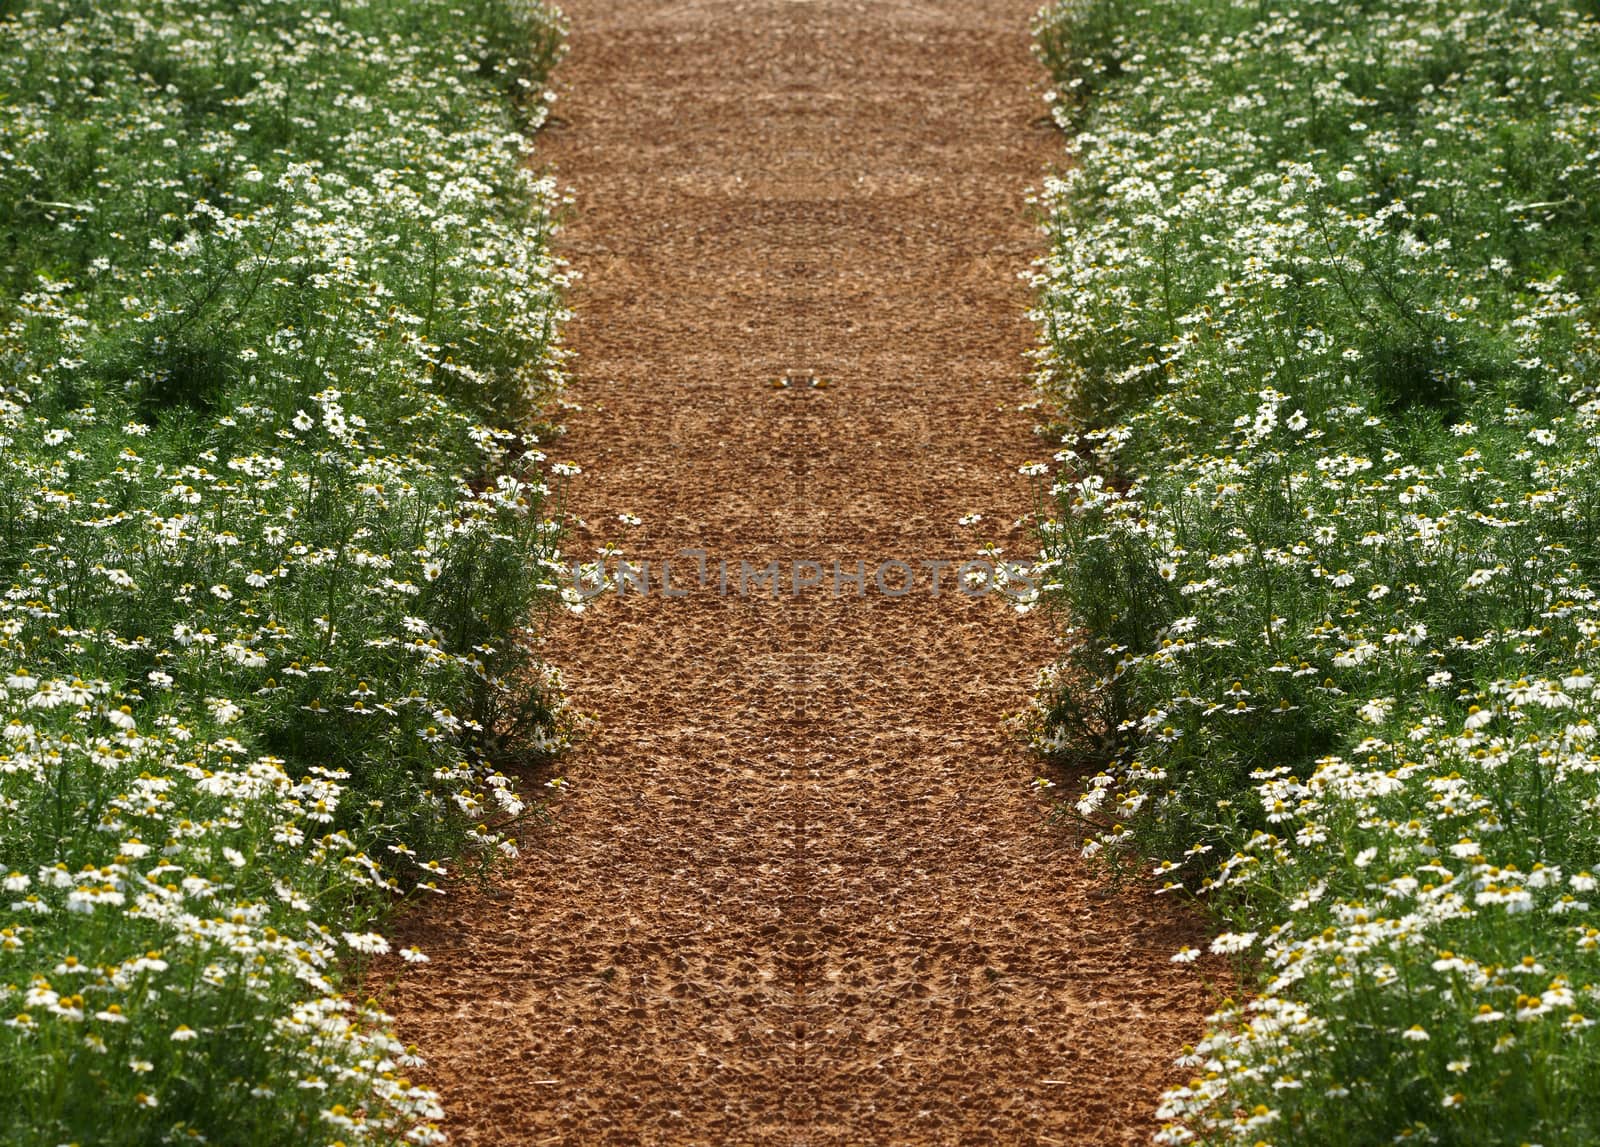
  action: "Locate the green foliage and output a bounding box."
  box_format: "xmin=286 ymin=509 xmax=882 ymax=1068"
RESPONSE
xmin=0 ymin=0 xmax=574 ymax=1142
xmin=1030 ymin=1 xmax=1600 ymax=1142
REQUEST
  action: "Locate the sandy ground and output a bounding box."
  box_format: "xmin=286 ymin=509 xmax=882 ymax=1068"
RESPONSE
xmin=379 ymin=3 xmax=1219 ymax=1143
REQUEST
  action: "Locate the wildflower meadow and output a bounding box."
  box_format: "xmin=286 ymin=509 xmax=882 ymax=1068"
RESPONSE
xmin=0 ymin=0 xmax=574 ymax=1141
xmin=1029 ymin=0 xmax=1600 ymax=1142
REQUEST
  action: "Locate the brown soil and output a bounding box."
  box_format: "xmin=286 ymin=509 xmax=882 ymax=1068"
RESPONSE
xmin=379 ymin=2 xmax=1219 ymax=1143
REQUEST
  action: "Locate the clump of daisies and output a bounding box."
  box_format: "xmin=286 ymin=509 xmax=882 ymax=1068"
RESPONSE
xmin=1030 ymin=0 xmax=1600 ymax=1142
xmin=0 ymin=0 xmax=574 ymax=1141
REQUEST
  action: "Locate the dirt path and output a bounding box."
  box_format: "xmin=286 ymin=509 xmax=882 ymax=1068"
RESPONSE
xmin=383 ymin=3 xmax=1215 ymax=1143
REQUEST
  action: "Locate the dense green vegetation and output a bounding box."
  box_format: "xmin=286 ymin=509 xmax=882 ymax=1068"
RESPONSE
xmin=0 ymin=1 xmax=572 ymax=1141
xmin=1030 ymin=1 xmax=1600 ymax=1142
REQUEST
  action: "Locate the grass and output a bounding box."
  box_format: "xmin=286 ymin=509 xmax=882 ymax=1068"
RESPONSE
xmin=1028 ymin=1 xmax=1600 ymax=1143
xmin=0 ymin=0 xmax=574 ymax=1142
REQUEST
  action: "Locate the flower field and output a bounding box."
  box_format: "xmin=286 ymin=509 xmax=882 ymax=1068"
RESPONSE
xmin=0 ymin=0 xmax=573 ymax=1141
xmin=1028 ymin=0 xmax=1600 ymax=1142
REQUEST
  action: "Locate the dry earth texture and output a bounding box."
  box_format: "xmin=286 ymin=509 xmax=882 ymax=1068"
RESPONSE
xmin=382 ymin=2 xmax=1216 ymax=1143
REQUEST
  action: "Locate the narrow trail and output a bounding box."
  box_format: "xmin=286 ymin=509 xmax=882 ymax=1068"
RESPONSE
xmin=384 ymin=3 xmax=1215 ymax=1143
